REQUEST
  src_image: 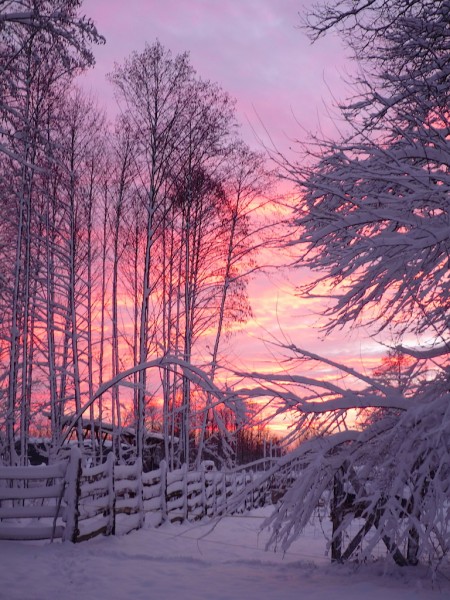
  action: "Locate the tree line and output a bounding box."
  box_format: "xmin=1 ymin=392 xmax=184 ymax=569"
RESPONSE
xmin=0 ymin=2 xmax=280 ymax=468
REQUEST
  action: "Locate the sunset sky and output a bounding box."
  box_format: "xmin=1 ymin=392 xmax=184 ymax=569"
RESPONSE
xmin=79 ymin=0 xmax=385 ymax=388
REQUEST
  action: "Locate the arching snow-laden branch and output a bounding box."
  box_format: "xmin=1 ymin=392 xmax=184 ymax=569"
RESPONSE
xmin=229 ymin=343 xmax=449 ymax=567
xmin=255 ymin=0 xmax=450 ymax=569
xmin=60 ymin=355 xmax=246 ymax=449
xmin=263 ymin=389 xmax=449 ymax=564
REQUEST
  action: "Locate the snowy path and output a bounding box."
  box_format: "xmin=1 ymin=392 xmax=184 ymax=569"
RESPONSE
xmin=1 ymin=509 xmax=448 ymax=600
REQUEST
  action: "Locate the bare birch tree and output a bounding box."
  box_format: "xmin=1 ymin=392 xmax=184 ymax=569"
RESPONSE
xmin=0 ymin=0 xmax=102 ymax=464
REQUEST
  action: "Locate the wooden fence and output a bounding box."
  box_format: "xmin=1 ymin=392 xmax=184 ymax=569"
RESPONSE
xmin=0 ymin=452 xmax=273 ymax=543
xmin=0 ymin=448 xmax=81 ymax=541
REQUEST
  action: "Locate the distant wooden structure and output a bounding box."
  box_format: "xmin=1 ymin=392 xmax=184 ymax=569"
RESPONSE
xmin=74 ymin=418 xmax=174 ymax=471
xmin=55 ymin=415 xmax=179 ymax=471
xmin=16 ymin=416 xmax=177 ymax=471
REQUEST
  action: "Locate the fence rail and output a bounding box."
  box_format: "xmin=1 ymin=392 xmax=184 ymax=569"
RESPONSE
xmin=0 ymin=455 xmax=275 ymax=543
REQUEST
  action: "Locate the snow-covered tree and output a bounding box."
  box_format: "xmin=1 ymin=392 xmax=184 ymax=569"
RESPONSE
xmin=255 ymin=0 xmax=450 ymax=568
xmin=109 ymin=42 xmax=278 ymax=467
xmin=0 ymin=1 xmax=103 ymax=464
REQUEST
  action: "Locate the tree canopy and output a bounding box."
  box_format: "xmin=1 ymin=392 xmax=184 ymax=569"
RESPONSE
xmin=259 ymin=0 xmax=449 ymax=569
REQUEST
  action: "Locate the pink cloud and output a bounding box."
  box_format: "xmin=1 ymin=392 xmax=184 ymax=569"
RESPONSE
xmin=80 ymin=0 xmax=349 ymax=152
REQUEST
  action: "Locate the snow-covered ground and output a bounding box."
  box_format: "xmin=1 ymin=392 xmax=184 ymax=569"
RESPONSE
xmin=1 ymin=508 xmax=449 ymax=600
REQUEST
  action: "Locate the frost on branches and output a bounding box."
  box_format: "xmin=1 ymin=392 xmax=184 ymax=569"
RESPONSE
xmin=259 ymin=0 xmax=450 ymax=568
xmin=236 ymin=349 xmax=449 ymax=568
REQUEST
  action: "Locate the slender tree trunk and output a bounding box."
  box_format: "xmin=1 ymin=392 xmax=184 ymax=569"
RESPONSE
xmin=98 ymin=182 xmax=109 ymax=464
xmin=137 ymin=186 xmax=157 ymax=458
xmin=68 ymin=136 xmax=84 ymax=450
xmin=85 ymin=160 xmax=97 ymax=463
xmin=111 ymin=168 xmax=127 ymax=463
xmin=45 ymin=189 xmax=60 ymax=462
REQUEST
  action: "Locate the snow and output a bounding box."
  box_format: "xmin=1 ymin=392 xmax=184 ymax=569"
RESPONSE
xmin=1 ymin=508 xmax=448 ymax=600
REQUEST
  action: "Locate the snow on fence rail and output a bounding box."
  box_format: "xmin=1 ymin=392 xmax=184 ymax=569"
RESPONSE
xmin=0 ymin=448 xmax=81 ymax=542
xmin=0 ymin=457 xmax=273 ymax=543
xmin=80 ymin=460 xmax=271 ymax=540
xmin=77 ymin=453 xmax=114 ymax=542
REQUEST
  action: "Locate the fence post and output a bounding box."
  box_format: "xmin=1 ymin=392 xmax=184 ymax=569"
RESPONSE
xmin=250 ymin=472 xmax=257 ymax=509
xmin=244 ymin=471 xmax=251 ymax=511
xmin=221 ymin=471 xmax=227 ymax=514
xmin=106 ymin=452 xmax=115 ymax=536
xmin=63 ymin=447 xmax=82 ymax=543
xmin=200 ymin=462 xmax=207 ymax=519
xmin=159 ymin=460 xmax=167 ymax=523
xmin=136 ymin=457 xmax=144 ymax=530
xmin=212 ymin=472 xmax=218 ymax=516
xmin=331 ymin=468 xmax=344 ymax=562
xmin=181 ymin=462 xmax=188 ymax=522
xmin=407 ymin=526 xmax=419 ymax=565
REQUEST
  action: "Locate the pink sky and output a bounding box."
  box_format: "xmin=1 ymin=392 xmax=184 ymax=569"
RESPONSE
xmin=79 ymin=1 xmax=385 ymax=394
xmin=81 ymin=0 xmax=350 ymax=153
